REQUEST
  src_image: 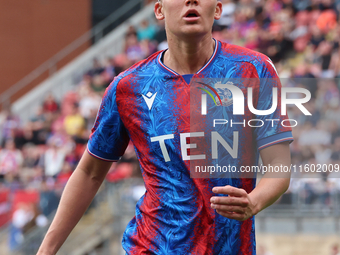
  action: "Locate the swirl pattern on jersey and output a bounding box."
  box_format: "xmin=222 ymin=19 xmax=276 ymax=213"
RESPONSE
xmin=88 ymin=40 xmax=293 ymax=255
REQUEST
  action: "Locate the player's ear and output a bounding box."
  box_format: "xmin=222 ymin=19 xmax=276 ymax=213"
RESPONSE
xmin=155 ymin=1 xmax=165 ymax=20
xmin=214 ymin=1 xmax=222 ymax=20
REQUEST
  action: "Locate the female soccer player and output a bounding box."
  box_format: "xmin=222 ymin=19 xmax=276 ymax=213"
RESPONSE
xmin=37 ymin=0 xmax=292 ymax=254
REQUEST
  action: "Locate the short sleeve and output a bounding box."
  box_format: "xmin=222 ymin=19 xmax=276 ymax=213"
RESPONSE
xmin=87 ymin=77 xmax=130 ymax=161
xmin=253 ymin=57 xmax=294 ymax=151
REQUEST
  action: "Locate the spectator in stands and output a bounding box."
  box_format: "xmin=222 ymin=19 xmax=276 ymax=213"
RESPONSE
xmin=310 ymin=25 xmax=325 ymax=49
xmin=27 ymin=165 xmax=45 ymax=190
xmin=9 ymin=203 xmax=33 ymax=250
xmin=331 ymin=136 xmax=340 ymax=162
xmin=22 ymin=144 xmax=40 ymax=170
xmin=10 ymin=203 xmax=48 ymax=255
xmin=90 ymin=73 xmax=109 ymax=94
xmin=141 ymin=39 xmax=157 ymax=58
xmin=42 ymin=94 xmax=59 ymax=115
xmin=47 ymin=118 xmax=69 ymax=150
xmin=19 ymin=143 xmax=42 ymax=184
xmin=56 ymin=162 xmax=73 ymax=187
xmin=29 ymin=106 xmax=49 ymax=145
xmin=87 ymin=58 xmax=105 ymax=77
xmin=124 ymin=33 xmax=145 ymax=63
xmin=22 ymin=203 xmax=48 ymax=234
xmin=126 ymin=25 xmax=137 ymax=38
xmin=137 ymin=19 xmax=157 ymax=41
xmin=39 ymin=179 xmax=60 ymax=217
xmin=103 ymin=57 xmax=116 ymax=81
xmin=112 ymin=53 xmax=131 ymax=75
xmin=42 ymin=139 xmax=66 ymax=178
xmin=0 ymin=139 xmax=23 ymax=179
xmin=106 ymin=142 xmax=139 ymax=182
xmin=63 ymin=104 xmax=85 ymax=141
xmin=14 ymin=123 xmax=35 ymax=149
xmin=84 ymin=104 xmax=98 ymax=132
xmin=1 ymin=110 xmax=20 ymax=147
xmin=79 ymin=85 xmax=102 ymax=127
xmin=268 ymin=29 xmax=294 ymax=63
xmin=317 ymin=9 xmax=337 ymax=34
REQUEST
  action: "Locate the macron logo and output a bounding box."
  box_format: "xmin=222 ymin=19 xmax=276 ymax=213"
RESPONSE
xmin=142 ymin=92 xmax=157 ymax=110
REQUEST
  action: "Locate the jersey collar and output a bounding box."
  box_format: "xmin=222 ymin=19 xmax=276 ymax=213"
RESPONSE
xmin=157 ymin=38 xmax=220 ymax=76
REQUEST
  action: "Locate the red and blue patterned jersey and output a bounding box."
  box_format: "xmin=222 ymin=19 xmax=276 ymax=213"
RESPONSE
xmin=88 ymin=39 xmax=293 ymax=255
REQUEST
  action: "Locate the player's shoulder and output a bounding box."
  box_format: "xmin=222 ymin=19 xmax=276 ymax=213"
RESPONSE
xmin=117 ymin=51 xmax=161 ymax=81
xmin=219 ymin=41 xmax=268 ymax=64
xmin=218 ymin=41 xmax=277 ymax=77
xmin=106 ymin=51 xmax=162 ymax=92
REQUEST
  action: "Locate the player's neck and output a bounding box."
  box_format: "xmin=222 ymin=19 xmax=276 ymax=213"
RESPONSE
xmin=164 ymin=35 xmax=215 ymax=75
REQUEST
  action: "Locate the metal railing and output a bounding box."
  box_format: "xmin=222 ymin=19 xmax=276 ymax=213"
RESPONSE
xmin=0 ymin=0 xmax=145 ymax=110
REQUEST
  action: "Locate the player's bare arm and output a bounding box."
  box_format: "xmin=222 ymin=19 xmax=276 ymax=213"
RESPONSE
xmin=210 ymin=141 xmax=291 ymax=221
xmin=36 ymin=151 xmax=112 ymax=255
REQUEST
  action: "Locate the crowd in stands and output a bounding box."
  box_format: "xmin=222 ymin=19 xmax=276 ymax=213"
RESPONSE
xmin=1 ymin=0 xmax=340 ymax=251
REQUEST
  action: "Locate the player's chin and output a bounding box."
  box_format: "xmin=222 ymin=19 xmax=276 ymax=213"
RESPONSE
xmin=178 ymin=27 xmax=209 ymax=38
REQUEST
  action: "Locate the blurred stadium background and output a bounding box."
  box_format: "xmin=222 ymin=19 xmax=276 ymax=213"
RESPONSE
xmin=0 ymin=0 xmax=339 ymax=254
